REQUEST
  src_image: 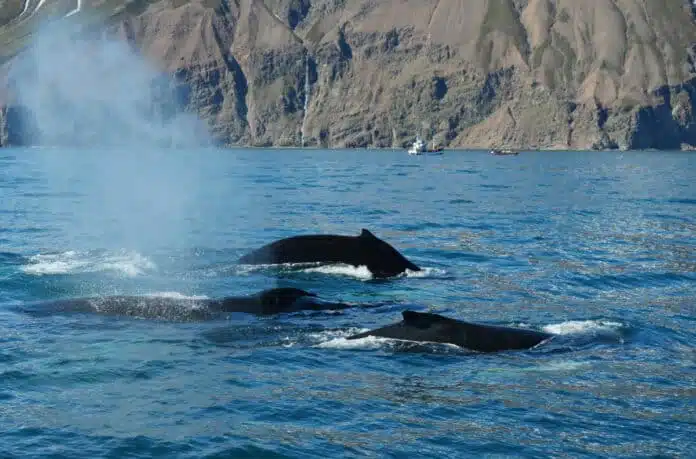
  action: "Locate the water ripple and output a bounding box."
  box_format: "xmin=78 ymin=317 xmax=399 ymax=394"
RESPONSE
xmin=0 ymin=148 xmax=695 ymax=457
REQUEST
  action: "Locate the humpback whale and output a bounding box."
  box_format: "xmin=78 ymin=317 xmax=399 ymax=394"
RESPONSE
xmin=238 ymin=229 xmax=421 ymax=278
xmin=347 ymin=310 xmax=553 ymax=352
xmin=16 ymin=288 xmax=356 ymax=321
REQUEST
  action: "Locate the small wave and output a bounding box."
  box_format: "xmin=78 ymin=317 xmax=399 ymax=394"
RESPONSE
xmin=0 ymin=252 xmax=26 ymax=265
xmin=317 ymin=335 xmax=395 ymax=350
xmin=311 ymin=329 xmax=463 ymax=352
xmin=306 ymin=328 xmax=369 ymax=342
xmin=233 ymin=261 xmax=324 ymax=275
xmin=21 ymin=250 xmax=156 ymax=277
xmin=533 ymin=361 xmax=590 ymax=372
xmin=402 ymin=267 xmax=447 ymax=278
xmin=570 ymin=272 xmax=693 ymax=290
xmin=309 ymin=328 xmax=403 ymax=350
xmin=667 ymin=198 xmax=696 ymax=206
xmin=235 ymin=262 xmax=446 ymax=281
xmin=305 ymin=265 xmax=447 ymax=281
xmin=303 ymin=264 xmax=373 ymax=280
xmin=543 ymin=319 xmax=624 ymax=335
xmin=317 ymin=335 xmax=465 ymax=353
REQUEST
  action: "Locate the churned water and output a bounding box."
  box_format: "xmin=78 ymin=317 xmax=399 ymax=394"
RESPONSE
xmin=1 ymin=148 xmax=694 ymax=458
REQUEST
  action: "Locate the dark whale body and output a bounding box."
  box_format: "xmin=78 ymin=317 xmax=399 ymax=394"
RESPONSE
xmin=238 ymin=229 xmax=420 ymax=278
xmin=16 ymin=288 xmax=355 ymax=321
xmin=348 ymin=310 xmax=553 ymax=352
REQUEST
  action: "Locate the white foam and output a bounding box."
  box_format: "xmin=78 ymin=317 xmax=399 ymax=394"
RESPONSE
xmin=21 ymin=251 xmax=86 ymax=275
xmin=543 ymin=319 xmax=623 ymax=335
xmin=303 ymin=264 xmax=374 ymax=280
xmin=402 ymin=267 xmax=447 ymax=278
xmin=235 ymin=262 xmax=373 ymax=280
xmin=143 ymin=292 xmax=209 ymax=300
xmin=235 ymin=262 xmax=445 ymax=280
xmin=274 ymin=328 xmax=369 ymax=349
xmin=306 ymin=328 xmax=369 ymax=342
xmin=312 ymin=328 xmax=463 ymax=351
xmin=302 ymin=264 xmax=446 ymax=281
xmin=316 ymin=335 xmax=396 ymax=350
xmin=21 ymin=250 xmax=156 ymax=277
xmin=303 ymin=264 xmax=447 ymax=280
xmin=233 ymin=262 xmax=324 ymax=276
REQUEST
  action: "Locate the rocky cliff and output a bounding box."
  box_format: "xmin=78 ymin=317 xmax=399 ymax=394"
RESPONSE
xmin=2 ymin=0 xmax=696 ymax=150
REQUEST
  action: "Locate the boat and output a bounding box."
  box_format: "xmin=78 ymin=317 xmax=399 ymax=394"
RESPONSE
xmin=489 ymin=148 xmax=519 ymax=156
xmin=407 ymin=134 xmax=426 ymax=155
xmin=408 ymin=135 xmax=444 ymax=155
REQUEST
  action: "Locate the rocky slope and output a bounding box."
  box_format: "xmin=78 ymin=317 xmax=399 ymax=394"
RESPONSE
xmin=2 ymin=0 xmax=696 ymax=149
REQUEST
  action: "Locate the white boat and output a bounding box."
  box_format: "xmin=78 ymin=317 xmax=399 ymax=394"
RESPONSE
xmin=407 ymin=135 xmax=444 ymax=155
xmin=408 ymin=134 xmax=426 ymax=155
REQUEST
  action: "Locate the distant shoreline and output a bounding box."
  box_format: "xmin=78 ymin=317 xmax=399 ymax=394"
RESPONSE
xmin=1 ymin=145 xmax=692 ymax=153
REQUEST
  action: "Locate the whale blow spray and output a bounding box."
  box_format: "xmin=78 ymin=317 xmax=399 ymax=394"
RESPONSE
xmin=7 ymin=18 xmax=212 ymax=148
xmin=6 ymin=18 xmax=218 ymax=254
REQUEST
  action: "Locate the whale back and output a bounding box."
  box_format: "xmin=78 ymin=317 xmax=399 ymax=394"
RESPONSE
xmin=258 ymin=287 xmax=316 ymax=304
xmin=346 ymin=310 xmax=459 ymax=345
xmin=238 ymin=233 xmax=359 ymax=265
xmin=211 ymin=287 xmax=317 ymax=315
xmin=238 ymin=229 xmax=420 ymax=278
xmin=401 ymin=310 xmax=552 ymax=352
xmin=348 ymin=310 xmax=552 ymax=352
xmin=19 ymin=288 xmax=352 ymax=320
xmin=401 ymin=310 xmax=449 ymax=327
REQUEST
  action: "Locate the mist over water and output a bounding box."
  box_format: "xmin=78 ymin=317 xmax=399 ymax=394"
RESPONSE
xmin=5 ymin=18 xmax=220 ymax=254
xmin=8 ymin=18 xmax=212 ymax=148
xmin=29 ymin=147 xmax=211 ymax=253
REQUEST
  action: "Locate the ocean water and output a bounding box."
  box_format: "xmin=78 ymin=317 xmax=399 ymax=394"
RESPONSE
xmin=1 ymin=147 xmax=694 ymax=458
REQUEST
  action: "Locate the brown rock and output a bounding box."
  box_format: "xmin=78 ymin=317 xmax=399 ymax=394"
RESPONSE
xmin=2 ymin=0 xmax=696 ymax=150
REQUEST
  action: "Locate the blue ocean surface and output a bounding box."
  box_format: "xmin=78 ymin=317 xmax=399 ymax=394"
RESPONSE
xmin=0 ymin=147 xmax=694 ymax=458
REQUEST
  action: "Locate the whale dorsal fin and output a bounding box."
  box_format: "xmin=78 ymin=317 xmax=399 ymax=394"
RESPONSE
xmin=401 ymin=310 xmax=447 ymax=328
xmin=359 ymin=228 xmax=377 ymax=239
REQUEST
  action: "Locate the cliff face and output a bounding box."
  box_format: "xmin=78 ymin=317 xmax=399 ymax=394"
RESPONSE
xmin=2 ymin=0 xmax=696 ymax=149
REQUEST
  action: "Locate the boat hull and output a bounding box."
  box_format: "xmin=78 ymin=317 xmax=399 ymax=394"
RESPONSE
xmin=490 ymin=149 xmax=519 ymax=156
